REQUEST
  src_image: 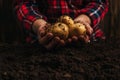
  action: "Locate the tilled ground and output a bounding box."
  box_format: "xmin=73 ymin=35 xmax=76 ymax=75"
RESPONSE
xmin=0 ymin=39 xmax=120 ymax=80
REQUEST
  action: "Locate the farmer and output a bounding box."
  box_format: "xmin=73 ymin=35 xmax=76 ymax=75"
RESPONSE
xmin=14 ymin=0 xmax=108 ymax=50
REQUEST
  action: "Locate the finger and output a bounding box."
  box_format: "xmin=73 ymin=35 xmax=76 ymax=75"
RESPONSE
xmin=72 ymin=36 xmax=78 ymax=42
xmin=67 ymin=38 xmax=72 ymax=43
xmin=39 ymin=32 xmax=53 ymax=45
xmin=59 ymin=39 xmax=65 ymax=46
xmin=66 ymin=36 xmax=78 ymax=44
xmin=79 ymin=35 xmax=85 ymax=42
xmin=45 ymin=23 xmax=52 ymax=28
xmin=84 ymin=35 xmax=90 ymax=43
xmin=55 ymin=39 xmax=66 ymax=49
xmin=84 ymin=23 xmax=93 ymax=35
xmin=44 ymin=37 xmax=60 ymax=50
xmin=39 ymin=30 xmax=46 ymax=37
xmin=79 ymin=35 xmax=90 ymax=43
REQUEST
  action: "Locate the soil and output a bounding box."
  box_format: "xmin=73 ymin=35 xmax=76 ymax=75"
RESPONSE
xmin=0 ymin=39 xmax=120 ymax=80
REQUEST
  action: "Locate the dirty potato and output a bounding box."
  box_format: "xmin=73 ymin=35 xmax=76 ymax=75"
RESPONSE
xmin=69 ymin=23 xmax=86 ymax=37
xmin=48 ymin=22 xmax=69 ymax=40
xmin=58 ymin=15 xmax=74 ymax=28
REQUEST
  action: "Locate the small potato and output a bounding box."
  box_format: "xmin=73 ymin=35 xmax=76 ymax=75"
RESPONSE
xmin=58 ymin=15 xmax=74 ymax=28
xmin=47 ymin=22 xmax=69 ymax=40
xmin=69 ymin=23 xmax=86 ymax=37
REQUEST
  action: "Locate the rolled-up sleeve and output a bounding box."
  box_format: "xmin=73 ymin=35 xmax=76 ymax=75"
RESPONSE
xmin=14 ymin=0 xmax=47 ymax=32
xmin=13 ymin=0 xmax=48 ymax=43
xmin=79 ymin=0 xmax=109 ymax=28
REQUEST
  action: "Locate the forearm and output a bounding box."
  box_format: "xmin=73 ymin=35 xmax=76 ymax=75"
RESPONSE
xmin=76 ymin=0 xmax=108 ymax=27
xmin=14 ymin=0 xmax=47 ymax=32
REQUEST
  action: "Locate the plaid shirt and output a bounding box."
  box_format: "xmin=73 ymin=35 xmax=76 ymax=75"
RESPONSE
xmin=14 ymin=0 xmax=108 ymax=43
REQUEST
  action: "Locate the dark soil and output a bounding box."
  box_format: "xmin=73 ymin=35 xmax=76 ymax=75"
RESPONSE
xmin=0 ymin=39 xmax=120 ymax=80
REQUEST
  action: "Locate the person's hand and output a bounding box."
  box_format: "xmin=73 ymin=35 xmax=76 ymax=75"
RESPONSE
xmin=67 ymin=14 xmax=93 ymax=43
xmin=33 ymin=19 xmax=65 ymax=50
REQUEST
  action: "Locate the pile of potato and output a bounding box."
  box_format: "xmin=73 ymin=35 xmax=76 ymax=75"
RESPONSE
xmin=47 ymin=15 xmax=86 ymax=40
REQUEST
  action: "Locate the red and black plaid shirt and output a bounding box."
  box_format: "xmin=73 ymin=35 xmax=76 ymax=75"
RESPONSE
xmin=14 ymin=0 xmax=108 ymax=43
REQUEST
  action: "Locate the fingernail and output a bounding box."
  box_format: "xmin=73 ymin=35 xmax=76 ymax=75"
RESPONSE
xmin=88 ymin=40 xmax=90 ymax=43
xmin=40 ymin=31 xmax=45 ymax=37
xmin=60 ymin=40 xmax=65 ymax=46
xmin=54 ymin=37 xmax=60 ymax=42
xmin=68 ymin=38 xmax=72 ymax=43
xmin=47 ymin=33 xmax=53 ymax=38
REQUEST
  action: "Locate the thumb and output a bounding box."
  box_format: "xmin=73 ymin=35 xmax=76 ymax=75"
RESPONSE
xmin=83 ymin=22 xmax=93 ymax=35
xmin=37 ymin=26 xmax=46 ymax=37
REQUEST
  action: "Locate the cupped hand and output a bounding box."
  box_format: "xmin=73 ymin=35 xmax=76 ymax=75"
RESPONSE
xmin=37 ymin=23 xmax=65 ymax=50
xmin=67 ymin=14 xmax=93 ymax=43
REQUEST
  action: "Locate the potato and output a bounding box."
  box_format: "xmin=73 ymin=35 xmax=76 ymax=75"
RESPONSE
xmin=69 ymin=23 xmax=86 ymax=37
xmin=58 ymin=15 xmax=74 ymax=28
xmin=47 ymin=22 xmax=69 ymax=40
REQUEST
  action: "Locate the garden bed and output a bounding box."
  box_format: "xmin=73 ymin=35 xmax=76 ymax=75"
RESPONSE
xmin=0 ymin=39 xmax=120 ymax=80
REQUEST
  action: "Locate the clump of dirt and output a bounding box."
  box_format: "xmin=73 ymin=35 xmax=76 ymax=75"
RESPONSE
xmin=0 ymin=39 xmax=120 ymax=80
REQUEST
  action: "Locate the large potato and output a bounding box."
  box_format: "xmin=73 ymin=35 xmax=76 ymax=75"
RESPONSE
xmin=58 ymin=15 xmax=74 ymax=28
xmin=69 ymin=23 xmax=86 ymax=37
xmin=47 ymin=22 xmax=69 ymax=40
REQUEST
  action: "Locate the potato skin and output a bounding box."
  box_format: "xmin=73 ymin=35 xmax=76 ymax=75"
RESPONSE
xmin=58 ymin=15 xmax=74 ymax=28
xmin=47 ymin=15 xmax=86 ymax=40
xmin=47 ymin=22 xmax=69 ymax=40
xmin=69 ymin=23 xmax=86 ymax=37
